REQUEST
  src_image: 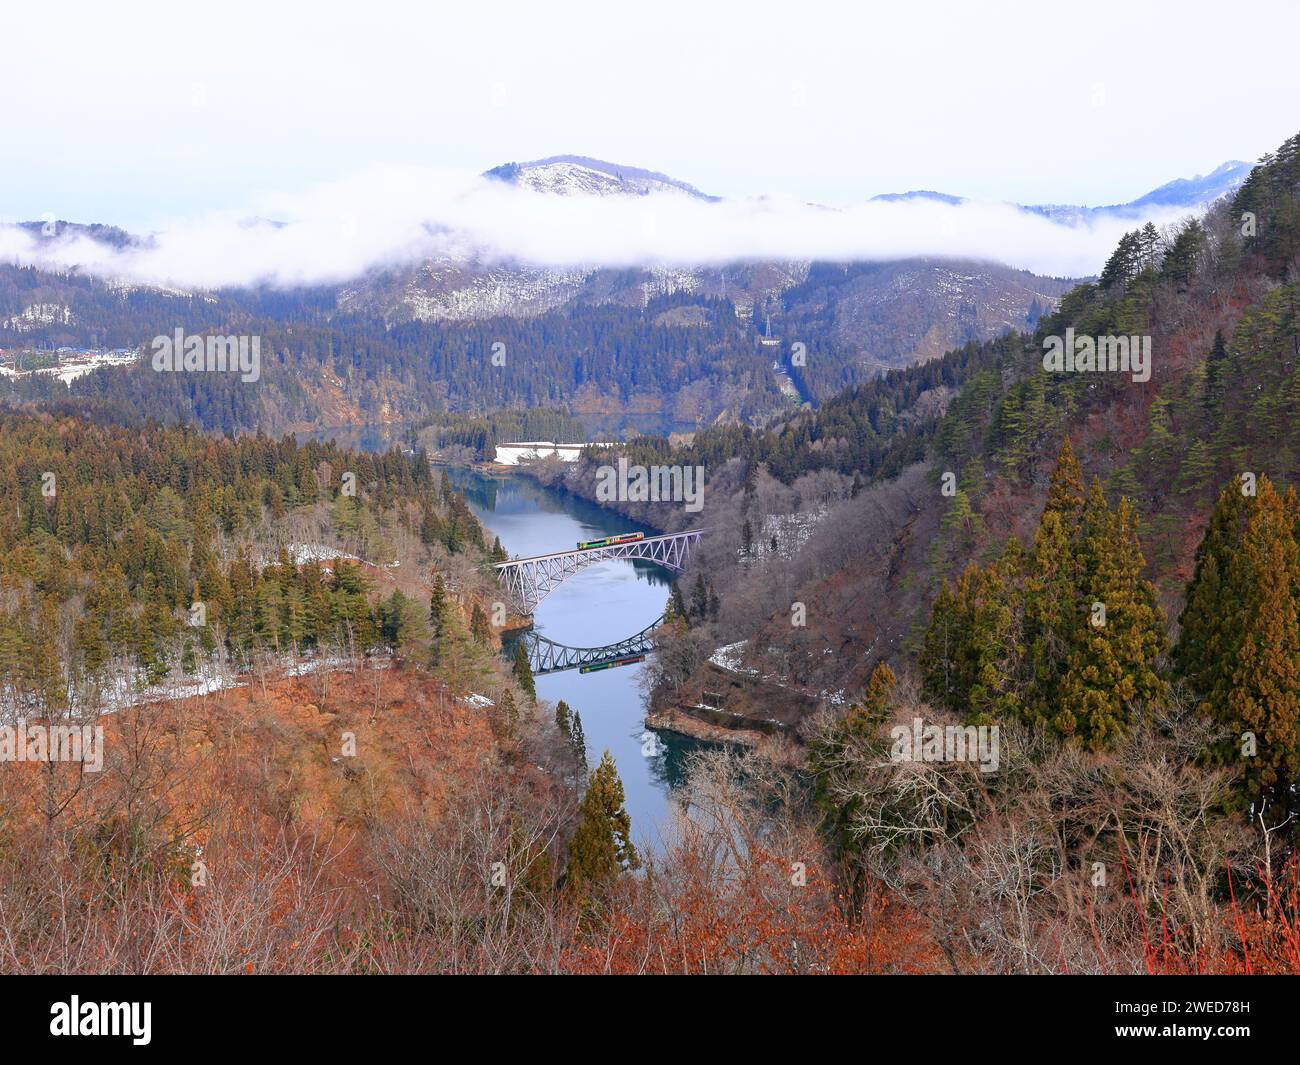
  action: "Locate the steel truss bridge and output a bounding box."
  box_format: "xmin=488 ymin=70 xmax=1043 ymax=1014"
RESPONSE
xmin=494 ymin=529 xmax=704 ymax=614
xmin=518 ymin=615 xmax=663 ymax=675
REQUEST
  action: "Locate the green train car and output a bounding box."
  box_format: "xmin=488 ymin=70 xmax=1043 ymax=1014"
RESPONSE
xmin=579 ymin=654 xmax=646 ymax=674
xmin=576 ymin=531 xmax=645 ymax=551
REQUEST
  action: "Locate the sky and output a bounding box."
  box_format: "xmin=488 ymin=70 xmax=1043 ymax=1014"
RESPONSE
xmin=2 ymin=0 xmax=1296 ymax=284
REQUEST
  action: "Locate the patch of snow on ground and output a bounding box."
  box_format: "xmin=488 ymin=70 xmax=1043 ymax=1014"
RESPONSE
xmin=286 ymin=655 xmax=354 ymax=677
xmin=709 ymin=640 xmax=757 ymax=675
xmin=753 ymin=507 xmax=828 ymax=561
xmin=90 ymin=667 xmax=244 ymax=714
xmin=281 ymin=543 xmax=361 ymax=565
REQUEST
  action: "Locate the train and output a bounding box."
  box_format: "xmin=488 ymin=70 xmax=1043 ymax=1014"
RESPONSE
xmin=576 ymin=531 xmax=645 ymax=551
xmin=579 ymin=654 xmax=646 ymax=674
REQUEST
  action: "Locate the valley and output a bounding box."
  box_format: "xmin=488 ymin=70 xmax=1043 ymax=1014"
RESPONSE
xmin=4 ymin=0 xmax=1300 ymax=1001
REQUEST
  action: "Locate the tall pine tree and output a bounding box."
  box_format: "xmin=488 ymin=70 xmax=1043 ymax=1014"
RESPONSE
xmin=566 ymin=751 xmax=638 ymax=897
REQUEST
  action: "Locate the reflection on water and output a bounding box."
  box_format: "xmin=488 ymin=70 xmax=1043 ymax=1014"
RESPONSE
xmin=505 ymin=616 xmax=660 ymax=677
xmin=448 ymin=468 xmax=711 ymax=848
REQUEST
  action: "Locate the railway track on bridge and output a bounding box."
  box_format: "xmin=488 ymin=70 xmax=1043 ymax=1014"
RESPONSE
xmin=494 ymin=529 xmax=705 ymax=613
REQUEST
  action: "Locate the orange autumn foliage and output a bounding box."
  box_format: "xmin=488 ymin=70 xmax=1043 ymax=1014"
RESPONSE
xmin=566 ymin=842 xmax=944 ymax=975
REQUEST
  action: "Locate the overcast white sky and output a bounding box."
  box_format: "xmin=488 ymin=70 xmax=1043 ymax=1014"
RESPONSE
xmin=5 ymin=0 xmax=1295 ymax=227
xmin=1 ymin=0 xmax=1295 ymax=287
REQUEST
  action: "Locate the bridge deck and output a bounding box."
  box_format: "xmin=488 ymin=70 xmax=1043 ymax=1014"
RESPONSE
xmin=494 ymin=528 xmax=705 ymax=613
xmin=495 ymin=531 xmax=698 ymax=568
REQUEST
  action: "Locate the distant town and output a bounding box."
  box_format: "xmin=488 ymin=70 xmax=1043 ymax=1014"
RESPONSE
xmin=0 ymin=345 xmax=140 ymax=384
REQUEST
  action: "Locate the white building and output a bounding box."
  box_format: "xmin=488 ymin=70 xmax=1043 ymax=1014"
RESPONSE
xmin=494 ymin=441 xmax=590 ymax=465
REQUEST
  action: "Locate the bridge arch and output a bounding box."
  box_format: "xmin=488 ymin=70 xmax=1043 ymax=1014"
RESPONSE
xmin=494 ymin=530 xmax=704 ymax=614
xmin=516 ymin=615 xmax=663 ymax=675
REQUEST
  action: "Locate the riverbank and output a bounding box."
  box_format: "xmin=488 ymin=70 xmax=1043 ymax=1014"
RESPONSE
xmin=649 ymin=658 xmax=820 ymax=744
xmin=445 ymin=466 xmax=702 ymax=847
xmin=491 ymin=462 xmax=834 ymax=751
xmin=645 ymin=704 xmax=777 ymax=747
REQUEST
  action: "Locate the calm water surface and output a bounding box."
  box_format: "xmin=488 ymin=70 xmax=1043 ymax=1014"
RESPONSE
xmin=449 ymin=469 xmax=710 ymax=849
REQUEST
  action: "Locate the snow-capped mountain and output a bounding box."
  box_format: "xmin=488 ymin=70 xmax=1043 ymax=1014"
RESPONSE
xmin=338 ymin=255 xmax=592 ymax=322
xmin=3 ymin=154 xmax=1253 ymax=391
xmin=483 ymin=155 xmax=718 ymax=200
xmin=353 ymin=153 xmax=1245 ymax=326
xmin=1024 ymin=160 xmax=1252 ymax=224
xmin=486 ymin=154 xmax=1249 ymax=218
xmin=874 ymin=160 xmax=1251 ymax=223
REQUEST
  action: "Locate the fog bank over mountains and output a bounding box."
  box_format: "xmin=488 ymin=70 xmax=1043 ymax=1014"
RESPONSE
xmin=0 ymin=155 xmax=1248 ymax=291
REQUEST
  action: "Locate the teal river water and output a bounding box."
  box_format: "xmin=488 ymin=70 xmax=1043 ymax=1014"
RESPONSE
xmin=449 ymin=469 xmax=710 ymax=850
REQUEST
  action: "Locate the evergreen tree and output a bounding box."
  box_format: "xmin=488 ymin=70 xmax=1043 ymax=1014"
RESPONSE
xmin=922 ymin=439 xmax=1166 ymax=747
xmin=920 ymin=543 xmax=1023 ymax=723
xmin=566 ymin=751 xmax=638 ymax=897
xmin=569 ymin=710 xmax=588 ymax=775
xmin=29 ymin=596 xmax=67 ymax=712
xmin=470 ymin=602 xmax=492 ymax=646
xmin=512 ymin=641 xmax=537 ymax=703
xmin=940 ymin=488 xmax=981 ymax=543
xmin=1176 ymin=440 xmax=1216 ymax=495
xmin=495 ymin=688 xmax=521 ymax=738
xmin=1099 ymin=230 xmax=1142 ymax=291
xmin=861 ymin=660 xmax=897 ymax=719
xmin=1159 ymin=219 xmax=1205 ymax=290
xmin=668 ymin=584 xmax=688 ymax=625
xmin=555 ymin=699 xmax=587 ymax=772
xmin=1054 ymin=488 xmax=1168 ymax=747
xmin=690 ymin=574 xmax=708 ymax=620
xmin=428 ymin=573 xmax=448 ymax=668
xmin=1203 ymin=329 xmax=1230 ymax=415
xmin=808 ymin=661 xmax=900 ymax=896
xmin=1044 ymin=435 xmax=1087 ymax=517
xmin=1138 ymin=222 xmax=1160 ymax=269
xmin=419 ymin=506 xmax=443 ymax=546
xmin=1222 ymin=481 xmax=1300 ymax=807
xmin=1180 ymin=478 xmax=1300 ymax=815
xmin=74 ymin=604 xmax=110 ymax=677
xmin=1175 ymin=481 xmax=1249 ymax=695
xmin=1021 ymin=446 xmax=1089 ymax=733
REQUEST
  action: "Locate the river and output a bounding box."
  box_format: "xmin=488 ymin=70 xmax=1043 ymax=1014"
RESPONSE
xmin=449 ymin=469 xmax=710 ymax=850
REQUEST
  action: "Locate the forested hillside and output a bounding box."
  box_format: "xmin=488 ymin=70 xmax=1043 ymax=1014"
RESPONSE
xmin=2 ymin=215 xmax=1076 ymax=442
xmin=586 ymin=133 xmax=1300 ymax=972
xmin=771 ymin=259 xmax=1070 ymax=399
xmin=0 ymin=411 xmax=936 ymax=978
xmin=909 ymin=134 xmax=1300 ymax=817
xmin=634 ymin=133 xmax=1300 ymax=686
xmin=0 ymin=411 xmax=500 ymax=711
xmin=1 ymin=281 xmax=783 ymax=436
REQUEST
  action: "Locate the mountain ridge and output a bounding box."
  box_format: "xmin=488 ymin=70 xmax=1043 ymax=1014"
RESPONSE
xmin=484 ymin=153 xmax=1251 ymax=218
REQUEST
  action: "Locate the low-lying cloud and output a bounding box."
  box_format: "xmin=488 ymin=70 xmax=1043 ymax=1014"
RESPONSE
xmin=0 ymin=166 xmax=1205 ymax=290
